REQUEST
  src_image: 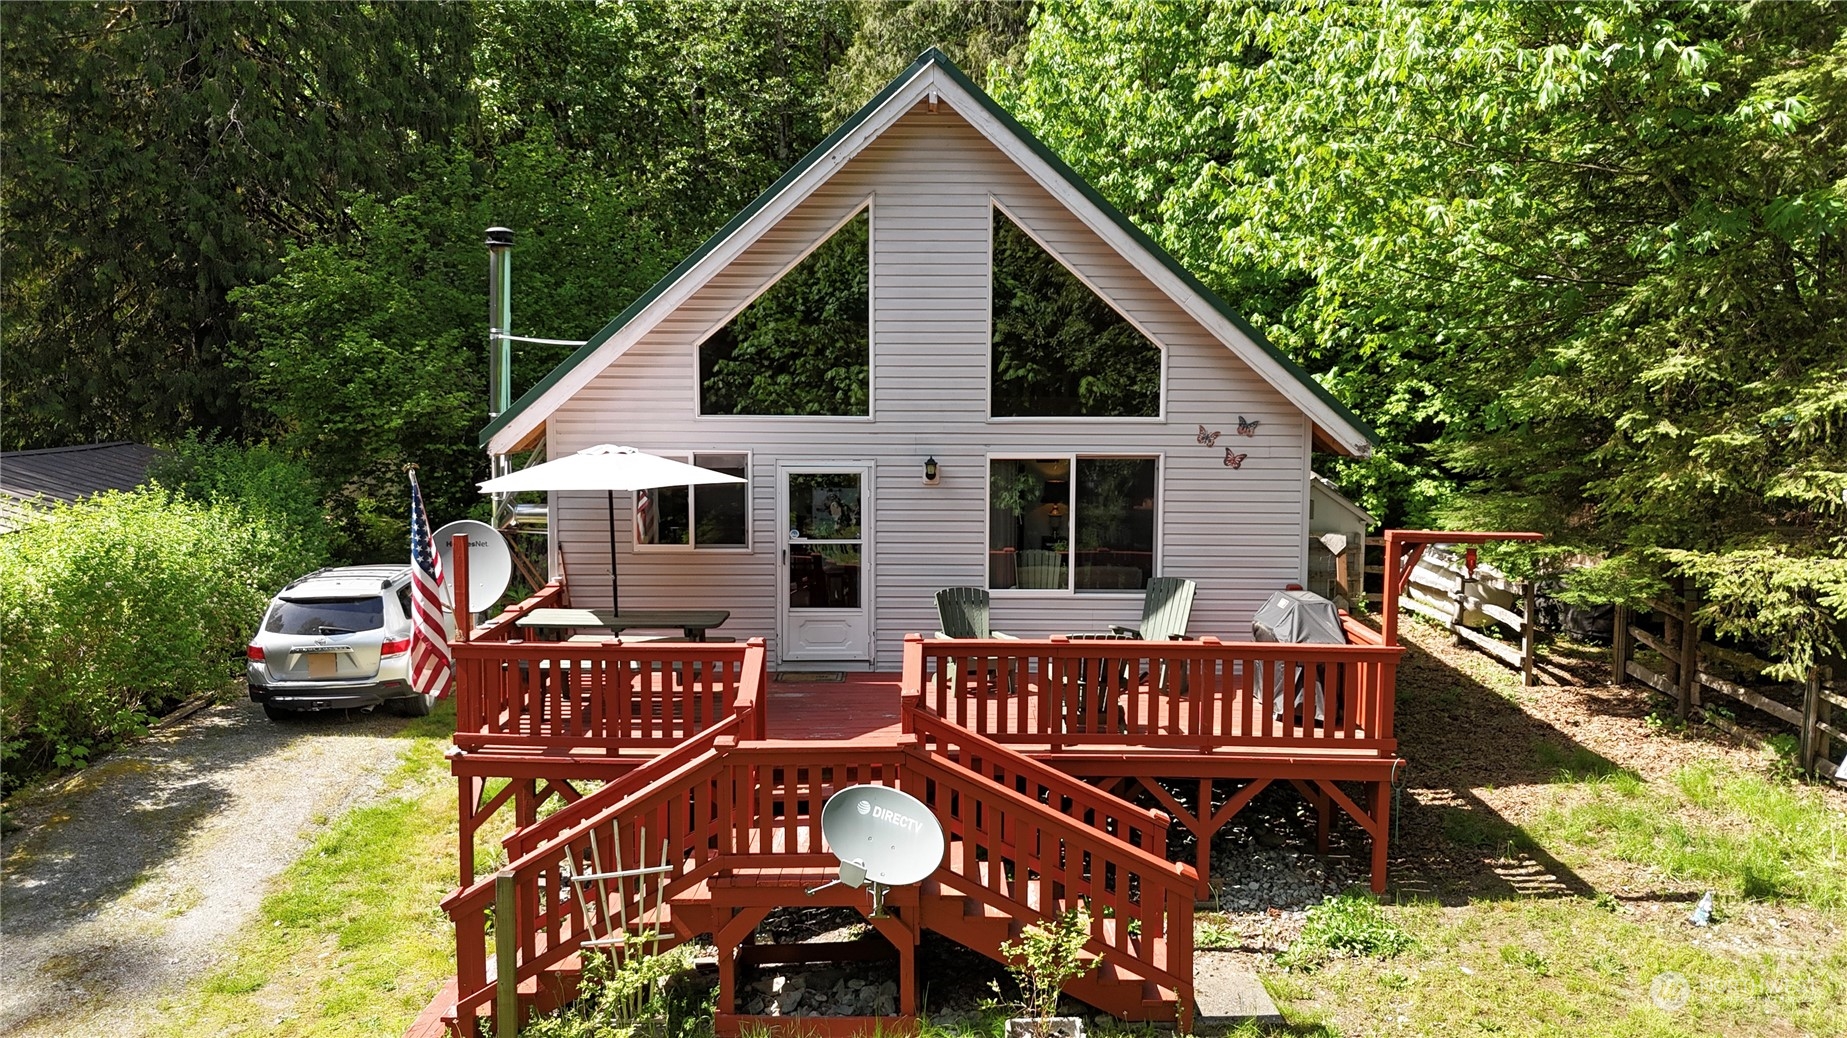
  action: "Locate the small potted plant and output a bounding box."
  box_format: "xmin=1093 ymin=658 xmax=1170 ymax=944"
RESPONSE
xmin=1000 ymin=903 xmax=1093 ymax=1038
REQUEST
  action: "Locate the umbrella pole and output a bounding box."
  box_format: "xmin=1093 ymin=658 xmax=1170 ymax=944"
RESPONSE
xmin=607 ymin=489 xmax=620 ymax=612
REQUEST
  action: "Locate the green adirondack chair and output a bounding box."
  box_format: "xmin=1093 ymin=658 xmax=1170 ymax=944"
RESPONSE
xmin=934 ymin=586 xmax=1015 ymax=639
xmin=934 ymin=587 xmax=1016 ymax=690
xmin=1110 ymin=577 xmax=1197 ymax=640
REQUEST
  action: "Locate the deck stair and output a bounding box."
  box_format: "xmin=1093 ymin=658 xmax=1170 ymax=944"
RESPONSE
xmin=441 ymin=715 xmax=1194 ymax=1037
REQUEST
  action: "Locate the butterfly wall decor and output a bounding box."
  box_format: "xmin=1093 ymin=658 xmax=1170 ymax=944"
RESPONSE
xmin=1237 ymin=415 xmax=1261 ymax=437
xmin=1195 ymin=424 xmax=1221 ymax=447
xmin=1224 ymin=449 xmax=1249 ymax=469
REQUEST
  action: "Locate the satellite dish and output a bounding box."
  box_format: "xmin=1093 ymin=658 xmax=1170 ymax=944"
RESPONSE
xmin=433 ymin=519 xmax=514 ymax=612
xmin=819 ymin=785 xmax=945 ymax=887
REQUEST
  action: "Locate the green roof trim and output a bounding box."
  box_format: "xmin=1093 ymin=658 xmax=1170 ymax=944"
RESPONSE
xmin=482 ymin=47 xmax=1377 ymax=449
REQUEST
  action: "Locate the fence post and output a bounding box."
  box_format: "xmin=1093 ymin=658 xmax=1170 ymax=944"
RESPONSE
xmin=1663 ymin=584 xmax=1686 ymax=719
xmin=1802 ymin=667 xmax=1821 ymax=777
xmin=1449 ymin=558 xmax=1470 ymax=647
xmin=1520 ymin=580 xmax=1537 ymax=688
xmin=495 ymin=871 xmax=520 ymax=1038
xmin=1612 ymin=604 xmax=1631 ymax=686
xmin=1822 ymin=666 xmax=1838 ymax=777
xmin=1679 ymin=584 xmax=1702 ymax=715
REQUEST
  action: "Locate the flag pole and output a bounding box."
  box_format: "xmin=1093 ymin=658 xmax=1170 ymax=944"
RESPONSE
xmin=607 ymin=489 xmax=620 ymax=613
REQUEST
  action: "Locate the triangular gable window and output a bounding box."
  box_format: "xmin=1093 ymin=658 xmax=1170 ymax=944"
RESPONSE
xmin=991 ymin=207 xmax=1162 ymax=418
xmin=699 ymin=207 xmax=870 ymax=416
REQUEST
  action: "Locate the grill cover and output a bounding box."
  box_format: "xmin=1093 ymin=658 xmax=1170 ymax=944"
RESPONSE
xmin=1251 ymin=589 xmax=1347 ymax=644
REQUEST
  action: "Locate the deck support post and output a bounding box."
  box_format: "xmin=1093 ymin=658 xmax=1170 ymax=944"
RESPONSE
xmin=866 ymin=911 xmax=920 ymax=1016
xmin=714 ymin=906 xmax=772 ymax=1021
xmin=1369 ymin=779 xmax=1391 ymax=894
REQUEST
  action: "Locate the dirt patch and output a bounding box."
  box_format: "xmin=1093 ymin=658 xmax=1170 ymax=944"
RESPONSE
xmin=0 ymin=696 xmax=417 ymax=1037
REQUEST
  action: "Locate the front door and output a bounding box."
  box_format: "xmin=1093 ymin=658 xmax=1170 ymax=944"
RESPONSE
xmin=778 ymin=464 xmax=872 ymax=662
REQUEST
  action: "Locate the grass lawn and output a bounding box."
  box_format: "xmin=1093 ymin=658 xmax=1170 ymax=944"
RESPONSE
xmin=1246 ymin=621 xmax=1846 ymax=1038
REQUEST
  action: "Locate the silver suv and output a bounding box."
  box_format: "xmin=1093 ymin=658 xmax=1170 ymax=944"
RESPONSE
xmin=246 ymin=565 xmax=437 ymax=720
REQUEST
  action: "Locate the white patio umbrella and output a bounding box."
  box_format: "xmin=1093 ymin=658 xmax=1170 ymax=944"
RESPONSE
xmin=476 ymin=444 xmax=746 ymax=610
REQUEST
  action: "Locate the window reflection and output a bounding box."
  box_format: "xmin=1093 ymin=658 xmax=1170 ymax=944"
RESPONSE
xmin=789 ymin=544 xmax=861 ymax=608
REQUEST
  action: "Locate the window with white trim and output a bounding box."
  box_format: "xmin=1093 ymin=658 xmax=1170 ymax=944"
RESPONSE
xmin=991 ymin=206 xmax=1162 ymax=418
xmin=635 ymin=452 xmax=750 ymax=550
xmin=989 ymin=456 xmax=1158 ymax=592
xmin=699 ymin=207 xmax=870 ymax=416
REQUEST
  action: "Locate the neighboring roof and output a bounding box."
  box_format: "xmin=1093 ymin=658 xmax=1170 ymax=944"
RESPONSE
xmin=481 ymin=48 xmax=1378 ymax=457
xmin=0 ymin=442 xmax=169 ymax=532
xmin=1310 ymin=473 xmax=1377 ymax=527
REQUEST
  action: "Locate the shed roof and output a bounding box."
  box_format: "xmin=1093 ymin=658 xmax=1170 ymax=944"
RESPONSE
xmin=481 ymin=48 xmax=1377 ymax=457
xmin=0 ymin=442 xmax=168 ymax=532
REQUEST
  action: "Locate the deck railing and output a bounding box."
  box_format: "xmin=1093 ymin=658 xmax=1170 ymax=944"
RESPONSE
xmin=906 ymin=702 xmax=1171 ymax=854
xmin=903 ymin=745 xmax=1196 ymax=998
xmin=902 ymin=624 xmax=1401 ymax=755
xmin=443 ymin=741 xmax=733 ymax=1034
xmin=451 ymin=633 xmax=767 ymax=754
xmin=444 ymin=734 xmax=1194 ymax=1036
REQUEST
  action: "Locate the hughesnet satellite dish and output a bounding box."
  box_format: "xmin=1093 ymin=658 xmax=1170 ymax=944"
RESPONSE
xmin=808 ymin=785 xmax=945 ymax=914
xmin=432 ymin=519 xmax=514 ymax=612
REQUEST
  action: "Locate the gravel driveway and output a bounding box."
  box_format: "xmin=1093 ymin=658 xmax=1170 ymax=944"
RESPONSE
xmin=1 ymin=696 xmax=419 ymax=1037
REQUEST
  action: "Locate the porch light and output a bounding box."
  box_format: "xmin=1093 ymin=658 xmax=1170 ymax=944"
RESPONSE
xmin=922 ymin=456 xmax=940 ymax=486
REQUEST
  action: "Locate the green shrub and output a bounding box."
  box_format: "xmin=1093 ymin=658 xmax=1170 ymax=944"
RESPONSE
xmin=0 ymin=487 xmax=319 ymax=791
xmin=515 ymin=941 xmax=697 ymax=1038
xmin=998 ymin=902 xmax=1093 ymax=1026
xmin=1280 ymin=892 xmax=1414 ymax=969
xmin=152 ymin=433 xmax=331 ymax=563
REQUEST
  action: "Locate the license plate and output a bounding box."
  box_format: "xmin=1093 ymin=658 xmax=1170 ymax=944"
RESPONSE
xmin=307 ymin=654 xmax=339 ymax=678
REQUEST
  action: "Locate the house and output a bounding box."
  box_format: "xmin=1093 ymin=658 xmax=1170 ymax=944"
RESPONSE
xmin=481 ymin=48 xmax=1376 ymax=669
xmin=431 ymin=53 xmax=1415 ymax=1037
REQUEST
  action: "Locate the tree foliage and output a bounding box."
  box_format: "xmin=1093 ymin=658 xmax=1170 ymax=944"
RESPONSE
xmin=0 ymin=0 xmax=473 ymax=449
xmin=9 ymin=0 xmax=1842 ymax=671
xmin=825 ymin=0 xmax=1031 ymax=117
xmin=999 ymin=1 xmax=1847 ymax=672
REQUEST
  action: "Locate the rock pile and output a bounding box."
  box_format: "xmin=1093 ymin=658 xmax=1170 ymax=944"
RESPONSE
xmin=738 ymin=968 xmax=899 ymax=1017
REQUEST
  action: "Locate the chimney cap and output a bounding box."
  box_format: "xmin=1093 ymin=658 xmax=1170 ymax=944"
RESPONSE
xmin=485 ymin=226 xmax=515 ymax=247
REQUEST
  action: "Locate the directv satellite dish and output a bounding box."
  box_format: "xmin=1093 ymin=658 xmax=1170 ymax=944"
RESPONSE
xmin=809 ymin=785 xmax=944 ymax=914
xmin=432 ymin=519 xmax=514 ymax=612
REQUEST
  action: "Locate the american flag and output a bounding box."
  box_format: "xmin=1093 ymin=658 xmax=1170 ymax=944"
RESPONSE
xmin=407 ymin=469 xmax=453 ymax=698
xmin=634 ymin=487 xmax=655 ymax=545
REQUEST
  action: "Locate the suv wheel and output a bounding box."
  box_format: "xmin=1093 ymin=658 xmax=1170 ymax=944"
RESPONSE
xmin=393 ymin=692 xmax=435 ymax=717
xmin=263 ymin=702 xmax=303 ymax=722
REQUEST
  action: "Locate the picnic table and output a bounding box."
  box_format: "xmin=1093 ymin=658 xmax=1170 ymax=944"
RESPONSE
xmin=516 ymin=608 xmax=731 ymax=642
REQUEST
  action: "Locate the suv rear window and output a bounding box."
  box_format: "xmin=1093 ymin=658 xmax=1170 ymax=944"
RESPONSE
xmin=266 ymin=597 xmax=386 ymax=636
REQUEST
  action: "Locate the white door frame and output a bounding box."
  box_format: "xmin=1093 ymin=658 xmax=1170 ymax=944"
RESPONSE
xmin=776 ymin=461 xmax=875 ymax=664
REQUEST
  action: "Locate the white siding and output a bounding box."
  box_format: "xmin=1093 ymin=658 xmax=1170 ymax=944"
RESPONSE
xmin=546 ymin=103 xmax=1309 ymax=666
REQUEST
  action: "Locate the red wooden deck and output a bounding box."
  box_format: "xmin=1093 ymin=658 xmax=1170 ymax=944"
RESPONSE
xmin=423 ymin=582 xmax=1406 ymax=1038
xmin=765 ymin=674 xmax=903 ymax=741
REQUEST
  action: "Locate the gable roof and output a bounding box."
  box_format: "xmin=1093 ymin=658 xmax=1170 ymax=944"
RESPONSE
xmin=481 ymin=48 xmax=1377 ymax=457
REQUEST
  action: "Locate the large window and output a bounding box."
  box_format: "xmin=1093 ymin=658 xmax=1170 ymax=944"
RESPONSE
xmin=635 ymin=452 xmax=750 ymax=550
xmin=990 ymin=207 xmax=1162 ymax=418
xmin=699 ymin=207 xmax=870 ymax=416
xmin=989 ymin=456 xmax=1158 ymax=592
